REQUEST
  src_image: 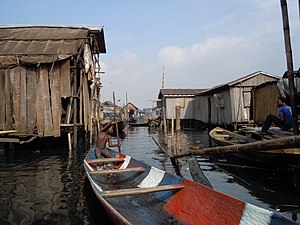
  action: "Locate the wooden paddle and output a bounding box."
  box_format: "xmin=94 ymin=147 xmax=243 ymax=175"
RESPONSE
xmin=113 ymin=91 xmax=121 ymax=154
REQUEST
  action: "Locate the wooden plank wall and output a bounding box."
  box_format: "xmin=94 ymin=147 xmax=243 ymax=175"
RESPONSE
xmin=0 ymin=70 xmax=5 ymax=129
xmin=0 ymin=59 xmax=89 ymax=137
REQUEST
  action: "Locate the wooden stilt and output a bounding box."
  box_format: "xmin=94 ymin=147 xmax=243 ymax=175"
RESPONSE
xmin=68 ymin=132 xmax=72 ymax=151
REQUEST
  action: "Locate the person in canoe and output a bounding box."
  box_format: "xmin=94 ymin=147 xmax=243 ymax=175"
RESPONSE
xmin=261 ymin=97 xmax=293 ymax=132
xmin=95 ymin=121 xmax=120 ymax=159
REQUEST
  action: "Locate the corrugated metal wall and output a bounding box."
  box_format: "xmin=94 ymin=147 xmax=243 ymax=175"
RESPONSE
xmin=165 ymin=97 xmax=195 ymax=120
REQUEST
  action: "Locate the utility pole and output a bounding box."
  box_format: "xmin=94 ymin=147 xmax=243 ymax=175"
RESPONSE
xmin=280 ymin=0 xmax=299 ymax=134
xmin=162 ymin=65 xmax=165 ymax=89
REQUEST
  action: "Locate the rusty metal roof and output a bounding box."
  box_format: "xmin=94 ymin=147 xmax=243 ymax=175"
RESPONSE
xmin=158 ymin=89 xmax=207 ymax=99
xmin=0 ymin=26 xmax=106 ymax=68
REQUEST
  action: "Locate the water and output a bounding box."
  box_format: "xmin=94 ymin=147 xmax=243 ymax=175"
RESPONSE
xmin=0 ymin=127 xmax=299 ymax=224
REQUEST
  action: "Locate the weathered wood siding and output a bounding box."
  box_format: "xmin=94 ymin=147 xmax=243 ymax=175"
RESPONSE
xmin=252 ymin=83 xmax=280 ymax=125
xmin=0 ymin=59 xmax=90 ymax=137
xmin=165 ymin=97 xmax=195 ymax=120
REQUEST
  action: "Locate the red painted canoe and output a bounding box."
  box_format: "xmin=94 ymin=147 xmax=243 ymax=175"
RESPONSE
xmin=84 ymin=146 xmax=298 ymax=225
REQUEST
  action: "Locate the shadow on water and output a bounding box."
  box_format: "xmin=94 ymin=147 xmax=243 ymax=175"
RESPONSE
xmin=0 ymin=144 xmax=114 ymax=225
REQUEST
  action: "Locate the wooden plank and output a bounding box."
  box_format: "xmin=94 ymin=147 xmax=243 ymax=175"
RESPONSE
xmin=40 ymin=65 xmax=53 ymax=137
xmin=89 ymin=157 xmax=125 ymax=164
xmin=50 ymin=63 xmax=61 ymax=137
xmin=0 ymin=130 xmax=17 ymax=134
xmin=36 ymin=67 xmax=45 ymax=136
xmin=60 ymin=60 xmax=71 ymax=97
xmin=10 ymin=66 xmax=20 ymax=131
xmin=0 ymin=69 xmax=5 ymax=130
xmin=91 ymin=167 xmax=145 ymax=175
xmin=19 ymin=66 xmax=27 ymax=133
xmin=101 ymin=184 xmax=185 ymax=198
xmin=0 ymin=138 xmax=20 ymax=143
xmin=5 ymin=70 xmax=13 ymax=130
xmin=82 ymin=74 xmax=90 ymax=132
xmin=26 ymin=67 xmax=37 ymax=134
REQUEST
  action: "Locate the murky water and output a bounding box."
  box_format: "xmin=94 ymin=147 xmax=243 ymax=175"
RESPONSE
xmin=0 ymin=127 xmax=299 ymax=224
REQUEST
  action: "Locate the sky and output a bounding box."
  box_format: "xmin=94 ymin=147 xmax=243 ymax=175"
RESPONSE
xmin=1 ymin=0 xmax=300 ymax=109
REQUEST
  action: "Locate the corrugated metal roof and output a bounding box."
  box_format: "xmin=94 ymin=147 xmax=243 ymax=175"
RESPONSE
xmin=158 ymin=89 xmax=207 ymax=99
xmin=0 ymin=25 xmax=106 ymax=68
xmin=196 ymin=71 xmax=280 ymax=95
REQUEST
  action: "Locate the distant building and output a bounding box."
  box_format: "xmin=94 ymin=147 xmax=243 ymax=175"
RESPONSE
xmin=0 ymin=25 xmax=106 ymax=146
xmin=195 ymin=71 xmax=280 ymax=128
xmin=158 ymin=88 xmax=207 ymax=129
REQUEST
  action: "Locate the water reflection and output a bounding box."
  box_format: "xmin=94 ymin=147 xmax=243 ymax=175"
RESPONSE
xmin=0 ymin=146 xmax=112 ymax=225
xmin=0 ymin=127 xmax=299 ymax=224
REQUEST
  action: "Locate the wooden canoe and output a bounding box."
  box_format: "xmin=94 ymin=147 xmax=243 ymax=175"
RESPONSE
xmin=84 ymin=146 xmax=297 ymax=224
xmin=209 ymin=127 xmax=300 ymax=164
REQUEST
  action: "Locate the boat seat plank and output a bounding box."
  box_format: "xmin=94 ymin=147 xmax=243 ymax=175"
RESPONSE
xmin=89 ymin=158 xmax=124 ymax=164
xmin=91 ymin=167 xmax=145 ymax=175
xmin=101 ymin=184 xmax=185 ymax=198
xmin=0 ymin=130 xmax=17 ymax=135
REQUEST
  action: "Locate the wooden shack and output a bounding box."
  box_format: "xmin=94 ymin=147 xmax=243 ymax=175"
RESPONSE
xmin=0 ymin=26 xmax=106 ymax=147
xmin=158 ymin=89 xmax=206 ymax=129
xmin=194 ymin=71 xmax=280 ymax=128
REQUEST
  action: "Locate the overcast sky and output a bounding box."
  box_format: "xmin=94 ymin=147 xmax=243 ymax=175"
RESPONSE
xmin=1 ymin=0 xmax=300 ymax=108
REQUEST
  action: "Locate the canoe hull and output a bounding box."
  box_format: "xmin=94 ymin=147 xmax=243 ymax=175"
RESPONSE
xmin=209 ymin=127 xmax=300 ymax=165
xmin=84 ymin=147 xmax=297 ymax=224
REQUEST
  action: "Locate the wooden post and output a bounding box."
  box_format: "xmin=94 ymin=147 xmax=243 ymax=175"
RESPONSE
xmin=175 ymin=106 xmax=181 ymax=131
xmin=280 ymin=0 xmax=299 ymax=135
xmin=73 ymin=68 xmax=78 ymax=149
xmin=162 ymin=98 xmax=168 ymax=145
xmin=172 ymin=135 xmax=300 ymax=158
xmin=68 ymin=132 xmax=72 ymax=151
xmin=175 ymin=106 xmax=181 ymax=152
xmin=113 ymin=92 xmax=121 ymax=154
xmin=171 ymin=115 xmax=175 ymax=152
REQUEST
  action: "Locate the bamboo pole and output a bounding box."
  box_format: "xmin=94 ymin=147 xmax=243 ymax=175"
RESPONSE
xmin=280 ymin=0 xmax=299 ymax=135
xmin=113 ymin=91 xmax=121 ymax=154
xmin=171 ymin=135 xmax=300 ymax=158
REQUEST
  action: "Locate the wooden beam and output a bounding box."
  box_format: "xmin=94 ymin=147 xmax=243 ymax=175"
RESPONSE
xmin=101 ymin=184 xmax=184 ymax=198
xmin=89 ymin=158 xmax=125 ymax=164
xmin=0 ymin=138 xmax=20 ymax=143
xmin=91 ymin=167 xmax=145 ymax=175
xmin=172 ymin=135 xmax=300 ymax=158
xmin=0 ymin=130 xmax=17 ymax=135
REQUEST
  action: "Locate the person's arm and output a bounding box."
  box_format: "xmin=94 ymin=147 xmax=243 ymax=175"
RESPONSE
xmin=278 ymin=107 xmax=285 ymax=122
xmin=107 ymin=135 xmax=119 ymax=147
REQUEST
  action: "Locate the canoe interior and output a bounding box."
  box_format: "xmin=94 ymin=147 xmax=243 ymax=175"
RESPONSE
xmin=84 ymin=147 xmax=298 ymax=225
xmin=209 ymin=127 xmax=300 ymax=165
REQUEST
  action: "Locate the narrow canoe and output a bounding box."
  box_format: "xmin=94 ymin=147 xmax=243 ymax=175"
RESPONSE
xmin=209 ymin=127 xmax=300 ymax=165
xmin=83 ymin=146 xmax=297 ymax=225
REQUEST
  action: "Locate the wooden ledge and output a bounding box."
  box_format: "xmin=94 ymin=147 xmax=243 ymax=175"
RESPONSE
xmin=89 ymin=158 xmax=125 ymax=164
xmin=101 ymin=184 xmax=184 ymax=198
xmin=91 ymin=167 xmax=145 ymax=175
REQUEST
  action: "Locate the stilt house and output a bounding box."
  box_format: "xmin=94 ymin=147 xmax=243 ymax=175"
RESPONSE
xmin=0 ymin=26 xmax=106 ymax=146
xmin=194 ymin=71 xmax=280 ymax=128
xmin=158 ymin=89 xmax=206 ymax=128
